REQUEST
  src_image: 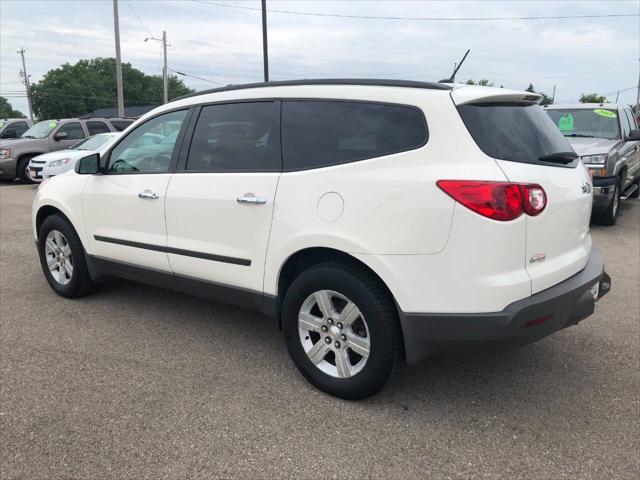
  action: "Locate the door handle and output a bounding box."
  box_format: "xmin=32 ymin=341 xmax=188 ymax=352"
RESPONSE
xmin=138 ymin=190 xmax=159 ymax=200
xmin=237 ymin=193 xmax=267 ymax=205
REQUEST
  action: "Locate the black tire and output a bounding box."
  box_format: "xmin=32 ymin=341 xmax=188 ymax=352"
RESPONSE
xmin=17 ymin=155 xmax=36 ymax=184
xmin=630 ymin=177 xmax=640 ymax=199
xmin=282 ymin=262 xmax=402 ymax=400
xmin=594 ymin=180 xmax=620 ymax=226
xmin=38 ymin=214 xmax=97 ymax=298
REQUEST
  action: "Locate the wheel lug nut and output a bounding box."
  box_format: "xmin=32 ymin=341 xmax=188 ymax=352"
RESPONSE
xmin=334 ymin=341 xmax=341 ymax=349
xmin=327 ymin=318 xmax=334 ymax=325
xmin=337 ymin=322 xmax=343 ymax=329
xmin=324 ymin=337 xmax=331 ymax=344
xmin=321 ymin=325 xmax=328 ymax=332
xmin=340 ymin=334 xmax=347 ymax=341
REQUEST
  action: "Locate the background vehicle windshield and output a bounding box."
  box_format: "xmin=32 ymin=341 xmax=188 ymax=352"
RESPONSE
xmin=546 ymin=108 xmax=620 ymax=140
xmin=22 ymin=121 xmax=58 ymax=139
xmin=75 ymin=134 xmax=116 ymax=150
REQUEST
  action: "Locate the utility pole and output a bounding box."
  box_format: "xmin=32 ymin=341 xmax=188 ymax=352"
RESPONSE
xmin=113 ymin=0 xmax=125 ymax=117
xmin=636 ymin=57 xmax=640 ymax=120
xmin=261 ymin=0 xmax=269 ymax=82
xmin=162 ymin=31 xmax=168 ymax=104
xmin=17 ymin=48 xmax=34 ymax=122
xmin=552 ymin=84 xmax=556 ymax=103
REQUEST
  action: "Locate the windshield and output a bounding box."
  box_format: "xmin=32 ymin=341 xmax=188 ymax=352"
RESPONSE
xmin=22 ymin=120 xmax=58 ymax=139
xmin=75 ymin=134 xmax=116 ymax=150
xmin=546 ymin=108 xmax=621 ymax=140
xmin=457 ymin=103 xmax=574 ymax=166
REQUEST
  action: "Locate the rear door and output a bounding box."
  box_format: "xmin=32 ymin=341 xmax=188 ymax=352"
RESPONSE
xmin=454 ymin=94 xmax=593 ymax=294
xmin=164 ymin=101 xmax=281 ymax=293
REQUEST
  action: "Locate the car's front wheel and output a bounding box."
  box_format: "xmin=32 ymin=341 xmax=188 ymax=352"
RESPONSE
xmin=17 ymin=156 xmax=36 ymax=184
xmin=38 ymin=214 xmax=97 ymax=298
xmin=282 ymin=262 xmax=402 ymax=400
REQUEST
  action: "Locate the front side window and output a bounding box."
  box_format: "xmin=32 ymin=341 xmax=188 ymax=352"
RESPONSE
xmin=186 ymin=102 xmax=279 ymax=172
xmin=107 ymin=109 xmax=187 ymax=173
xmin=57 ymin=122 xmax=85 ymax=140
xmin=87 ymin=121 xmax=110 ymax=135
xmin=281 ymin=100 xmax=428 ymax=171
xmin=545 ymin=108 xmax=621 ymax=140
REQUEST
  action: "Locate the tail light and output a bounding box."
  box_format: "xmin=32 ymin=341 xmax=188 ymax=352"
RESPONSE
xmin=437 ymin=180 xmax=546 ymax=221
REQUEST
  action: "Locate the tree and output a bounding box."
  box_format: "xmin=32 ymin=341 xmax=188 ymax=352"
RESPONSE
xmin=0 ymin=96 xmax=25 ymax=118
xmin=31 ymin=58 xmax=194 ymax=119
xmin=579 ymin=93 xmax=607 ymax=104
xmin=465 ymin=79 xmax=494 ymax=86
xmin=524 ymin=83 xmax=553 ymax=106
xmin=526 ymin=83 xmax=535 ymax=93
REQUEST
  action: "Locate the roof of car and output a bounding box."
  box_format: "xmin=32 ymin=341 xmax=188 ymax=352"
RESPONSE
xmin=545 ymin=103 xmax=624 ymax=110
xmin=175 ymin=78 xmax=453 ymax=101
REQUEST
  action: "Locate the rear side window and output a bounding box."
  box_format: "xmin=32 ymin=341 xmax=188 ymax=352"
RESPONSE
xmin=281 ymin=100 xmax=428 ymax=171
xmin=87 ymin=121 xmax=110 ymax=135
xmin=186 ymin=102 xmax=279 ymax=172
xmin=458 ymin=103 xmax=574 ymax=166
xmin=110 ymin=120 xmax=134 ymax=131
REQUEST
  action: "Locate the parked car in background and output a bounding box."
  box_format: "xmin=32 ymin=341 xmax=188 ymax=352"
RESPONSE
xmin=0 ymin=118 xmax=33 ymax=139
xmin=0 ymin=116 xmax=134 ymax=183
xmin=33 ymin=80 xmax=610 ymax=399
xmin=545 ymin=104 xmax=640 ymax=225
xmin=28 ymin=132 xmax=122 ymax=182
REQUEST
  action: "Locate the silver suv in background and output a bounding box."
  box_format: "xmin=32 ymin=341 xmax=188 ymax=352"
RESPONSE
xmin=0 ymin=118 xmax=33 ymax=139
xmin=545 ymin=104 xmax=640 ymax=225
xmin=0 ymin=116 xmax=134 ymax=183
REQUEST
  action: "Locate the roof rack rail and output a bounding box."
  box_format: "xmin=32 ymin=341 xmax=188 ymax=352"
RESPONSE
xmin=174 ymin=78 xmax=452 ymax=101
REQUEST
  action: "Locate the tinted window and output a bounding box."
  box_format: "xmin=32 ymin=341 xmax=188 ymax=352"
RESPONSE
xmin=282 ymin=101 xmax=427 ymax=171
xmin=57 ymin=122 xmax=85 ymax=140
xmin=87 ymin=121 xmax=110 ymax=135
xmin=545 ymin=108 xmax=621 ymax=140
xmin=625 ymin=109 xmax=637 ymax=130
xmin=12 ymin=122 xmax=29 ymax=136
xmin=459 ymin=103 xmax=574 ymax=165
xmin=186 ymin=102 xmax=279 ymax=172
xmin=110 ymin=120 xmax=134 ymax=131
xmin=108 ymin=110 xmax=187 ymax=174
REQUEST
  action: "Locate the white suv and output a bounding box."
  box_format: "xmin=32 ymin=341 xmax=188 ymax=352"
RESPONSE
xmin=32 ymin=80 xmax=611 ymax=399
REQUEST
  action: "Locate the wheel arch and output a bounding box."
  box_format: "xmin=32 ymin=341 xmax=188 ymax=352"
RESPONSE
xmin=34 ymin=202 xmax=85 ymax=247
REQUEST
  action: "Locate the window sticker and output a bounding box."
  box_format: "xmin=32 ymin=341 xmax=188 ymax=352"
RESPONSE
xmin=49 ymin=121 xmax=58 ymax=128
xmin=593 ymin=109 xmax=617 ymax=118
xmin=0 ymin=122 xmax=4 ymax=128
xmin=558 ymin=114 xmax=574 ymax=131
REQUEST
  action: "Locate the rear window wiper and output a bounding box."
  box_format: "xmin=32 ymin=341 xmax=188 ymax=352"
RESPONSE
xmin=564 ymin=133 xmax=595 ymax=138
xmin=539 ymin=152 xmax=578 ymax=164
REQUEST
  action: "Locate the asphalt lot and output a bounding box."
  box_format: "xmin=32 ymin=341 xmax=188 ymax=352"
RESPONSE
xmin=0 ymin=183 xmax=638 ymax=480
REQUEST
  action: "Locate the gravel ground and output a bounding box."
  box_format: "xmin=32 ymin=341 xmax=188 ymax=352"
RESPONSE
xmin=1 ymin=183 xmax=638 ymax=480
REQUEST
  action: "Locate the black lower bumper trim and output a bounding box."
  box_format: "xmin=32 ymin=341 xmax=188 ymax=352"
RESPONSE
xmin=399 ymin=248 xmax=609 ymax=365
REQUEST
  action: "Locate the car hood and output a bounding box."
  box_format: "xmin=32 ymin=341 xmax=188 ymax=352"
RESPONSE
xmin=33 ymin=149 xmax=85 ymax=162
xmin=565 ymin=137 xmax=620 ymax=157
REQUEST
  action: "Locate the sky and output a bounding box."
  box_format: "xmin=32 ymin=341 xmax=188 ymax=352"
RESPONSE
xmin=0 ymin=0 xmax=638 ymax=117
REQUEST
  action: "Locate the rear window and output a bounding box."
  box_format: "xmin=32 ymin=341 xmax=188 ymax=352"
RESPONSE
xmin=282 ymin=100 xmax=428 ymax=171
xmin=458 ymin=103 xmax=574 ymax=166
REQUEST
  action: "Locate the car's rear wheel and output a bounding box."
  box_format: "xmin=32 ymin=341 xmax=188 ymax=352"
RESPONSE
xmin=282 ymin=262 xmax=402 ymax=400
xmin=38 ymin=214 xmax=97 ymax=298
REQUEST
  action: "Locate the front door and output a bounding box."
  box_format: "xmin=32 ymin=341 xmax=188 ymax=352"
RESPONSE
xmin=165 ymin=101 xmax=281 ymax=293
xmin=50 ymin=121 xmax=86 ymax=151
xmin=82 ymin=109 xmax=190 ymax=272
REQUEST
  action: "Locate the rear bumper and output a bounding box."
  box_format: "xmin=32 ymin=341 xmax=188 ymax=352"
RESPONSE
xmin=592 ymin=176 xmax=617 ymax=212
xmin=399 ymin=248 xmax=610 ymax=365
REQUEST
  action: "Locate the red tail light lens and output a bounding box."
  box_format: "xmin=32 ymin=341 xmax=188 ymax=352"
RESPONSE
xmin=437 ymin=180 xmax=546 ymax=221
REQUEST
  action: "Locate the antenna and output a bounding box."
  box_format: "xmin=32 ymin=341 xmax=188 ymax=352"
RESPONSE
xmin=439 ymin=49 xmax=471 ymax=83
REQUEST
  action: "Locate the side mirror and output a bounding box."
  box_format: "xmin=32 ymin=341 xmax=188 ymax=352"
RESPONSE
xmin=75 ymin=153 xmax=101 ymax=175
xmin=626 ymin=129 xmax=640 ymax=141
xmin=1 ymin=129 xmax=17 ymax=138
xmin=54 ymin=132 xmax=68 ymax=141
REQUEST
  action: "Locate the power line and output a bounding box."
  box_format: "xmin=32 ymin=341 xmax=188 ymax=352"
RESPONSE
xmin=189 ymin=0 xmax=639 ymax=21
xmin=125 ymin=0 xmax=153 ymax=37
xmin=168 ymin=68 xmax=225 ymax=86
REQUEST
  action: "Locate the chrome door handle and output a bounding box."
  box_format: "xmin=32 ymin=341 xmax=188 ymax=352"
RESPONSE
xmin=138 ymin=190 xmax=159 ymax=200
xmin=237 ymin=193 xmax=267 ymax=205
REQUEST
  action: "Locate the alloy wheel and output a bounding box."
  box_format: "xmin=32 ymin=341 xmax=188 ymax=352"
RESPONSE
xmin=44 ymin=230 xmax=73 ymax=285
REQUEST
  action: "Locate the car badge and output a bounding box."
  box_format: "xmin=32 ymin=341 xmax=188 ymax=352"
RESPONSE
xmin=582 ymin=182 xmax=592 ymax=194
